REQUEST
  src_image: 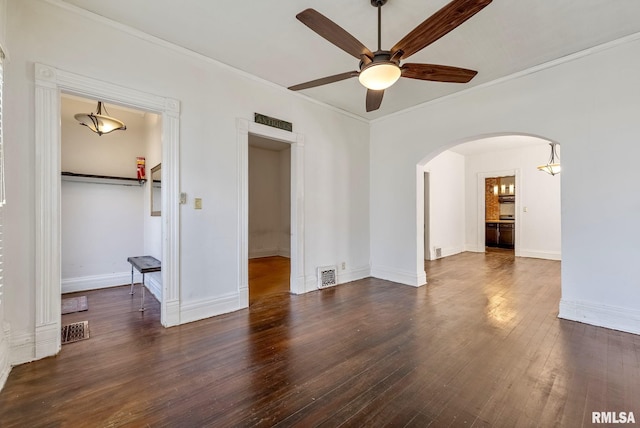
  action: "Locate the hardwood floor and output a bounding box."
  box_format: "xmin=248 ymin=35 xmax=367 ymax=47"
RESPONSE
xmin=1 ymin=251 xmax=639 ymax=427
xmin=249 ymin=256 xmax=290 ymax=304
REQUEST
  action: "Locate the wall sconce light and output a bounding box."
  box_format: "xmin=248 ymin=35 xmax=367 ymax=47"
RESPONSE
xmin=74 ymin=101 xmax=127 ymax=136
xmin=493 ymin=185 xmax=498 ymax=195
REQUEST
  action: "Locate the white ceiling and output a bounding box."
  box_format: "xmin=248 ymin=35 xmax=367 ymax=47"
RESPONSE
xmin=58 ymin=0 xmax=640 ymax=120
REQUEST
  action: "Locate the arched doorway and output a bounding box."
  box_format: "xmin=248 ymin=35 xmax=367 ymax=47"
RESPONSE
xmin=417 ymin=134 xmax=561 ymax=282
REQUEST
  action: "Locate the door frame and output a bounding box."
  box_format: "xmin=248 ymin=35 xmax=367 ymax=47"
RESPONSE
xmin=34 ymin=63 xmax=181 ymax=359
xmin=476 ymin=169 xmax=521 ymax=256
xmin=236 ymin=119 xmax=305 ymax=306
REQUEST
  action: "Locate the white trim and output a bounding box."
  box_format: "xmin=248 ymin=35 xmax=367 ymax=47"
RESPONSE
xmin=559 ymin=299 xmax=640 ymax=336
xmin=145 ymin=274 xmax=162 ymax=302
xmin=62 ymin=272 xmax=142 ymax=294
xmin=237 ymin=119 xmax=306 ymax=304
xmin=518 ymin=250 xmax=561 ymax=261
xmin=180 ymin=293 xmax=240 ymax=325
xmin=10 ymin=330 xmax=36 ymax=366
xmin=248 ymin=248 xmax=280 ymax=259
xmin=34 ymin=63 xmax=181 ymax=361
xmin=0 ymin=322 xmax=10 ymax=391
xmin=337 ymin=265 xmax=371 ymax=285
xmin=371 ymin=264 xmax=427 ymax=287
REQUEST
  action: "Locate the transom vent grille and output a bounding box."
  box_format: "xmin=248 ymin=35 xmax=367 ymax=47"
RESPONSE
xmin=317 ymin=266 xmax=337 ymax=289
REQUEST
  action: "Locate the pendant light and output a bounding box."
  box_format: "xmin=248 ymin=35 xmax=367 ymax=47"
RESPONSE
xmin=537 ymin=143 xmax=561 ymax=176
xmin=74 ymin=101 xmax=127 ymax=136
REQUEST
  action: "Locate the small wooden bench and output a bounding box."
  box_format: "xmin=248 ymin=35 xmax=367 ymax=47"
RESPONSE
xmin=127 ymin=256 xmax=161 ymax=311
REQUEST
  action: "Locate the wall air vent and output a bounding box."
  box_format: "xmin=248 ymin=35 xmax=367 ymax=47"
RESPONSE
xmin=317 ymin=266 xmax=337 ymax=289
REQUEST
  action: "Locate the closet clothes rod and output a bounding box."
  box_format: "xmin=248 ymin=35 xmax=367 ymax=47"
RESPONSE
xmin=61 ymin=171 xmax=146 ymax=187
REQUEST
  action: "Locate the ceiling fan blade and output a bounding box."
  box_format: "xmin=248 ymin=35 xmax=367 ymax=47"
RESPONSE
xmin=401 ymin=63 xmax=477 ymax=83
xmin=288 ymin=71 xmax=358 ymax=91
xmin=366 ymin=89 xmax=384 ymax=112
xmin=296 ymin=9 xmax=373 ymax=60
xmin=392 ymin=0 xmax=492 ymax=60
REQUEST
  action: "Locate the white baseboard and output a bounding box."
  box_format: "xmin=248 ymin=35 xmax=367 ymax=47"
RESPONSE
xmin=559 ymin=299 xmax=640 ymax=335
xmin=180 ymin=293 xmax=241 ymax=325
xmin=519 ymin=249 xmax=561 ymax=261
xmin=163 ymin=299 xmax=180 ymax=327
xmin=62 ymin=271 xmax=142 ymax=294
xmin=278 ymin=248 xmax=291 ymax=258
xmin=249 ymin=248 xmax=291 ymax=259
xmin=431 ymin=245 xmax=465 ymax=260
xmin=464 ymin=244 xmax=484 ymax=253
xmin=370 ymin=265 xmax=426 ymax=287
xmin=0 ymin=322 xmax=10 ymax=391
xmin=303 ymin=265 xmax=372 ymax=293
xmin=10 ymin=330 xmax=35 ymax=366
xmin=145 ymin=273 xmax=162 ymax=301
xmin=337 ymin=265 xmax=371 ymax=285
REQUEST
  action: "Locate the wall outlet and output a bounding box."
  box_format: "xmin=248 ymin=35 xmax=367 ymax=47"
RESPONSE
xmin=341 ymin=262 xmax=346 ymax=270
xmin=194 ymin=198 xmax=202 ymax=209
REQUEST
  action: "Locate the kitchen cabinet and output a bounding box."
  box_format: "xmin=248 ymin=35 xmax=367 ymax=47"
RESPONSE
xmin=486 ymin=222 xmax=514 ymax=249
xmin=498 ymin=223 xmax=514 ymax=248
xmin=486 ymin=223 xmax=499 ymax=247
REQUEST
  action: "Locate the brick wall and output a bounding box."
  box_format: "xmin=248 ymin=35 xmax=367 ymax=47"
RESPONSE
xmin=485 ymin=178 xmax=500 ymax=220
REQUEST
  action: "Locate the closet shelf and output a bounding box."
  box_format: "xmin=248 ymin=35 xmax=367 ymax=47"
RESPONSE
xmin=61 ymin=172 xmax=146 ymax=187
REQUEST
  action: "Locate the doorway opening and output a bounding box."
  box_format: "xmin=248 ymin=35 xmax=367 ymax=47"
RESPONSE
xmin=59 ymin=94 xmax=163 ymax=343
xmin=484 ymin=175 xmax=515 ymax=254
xmin=248 ymin=135 xmax=291 ymax=304
xmin=417 ymin=134 xmax=561 ymax=282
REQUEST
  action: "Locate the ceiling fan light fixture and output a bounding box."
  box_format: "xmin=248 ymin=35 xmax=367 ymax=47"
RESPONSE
xmin=358 ymin=62 xmax=401 ymax=90
xmin=74 ymin=101 xmax=127 ymax=136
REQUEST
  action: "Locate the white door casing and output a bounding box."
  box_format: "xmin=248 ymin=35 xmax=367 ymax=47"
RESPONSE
xmin=34 ymin=63 xmax=181 ymax=359
xmin=236 ymin=118 xmax=305 ymax=306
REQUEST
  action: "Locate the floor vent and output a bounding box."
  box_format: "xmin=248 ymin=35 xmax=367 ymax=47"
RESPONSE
xmin=317 ymin=266 xmax=337 ymax=289
xmin=61 ymin=321 xmax=90 ymax=344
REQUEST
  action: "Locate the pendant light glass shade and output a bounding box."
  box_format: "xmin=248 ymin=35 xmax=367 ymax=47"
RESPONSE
xmin=74 ymin=101 xmax=127 ymax=136
xmin=537 ymin=143 xmax=561 ymax=176
xmin=358 ymin=62 xmax=401 ymax=90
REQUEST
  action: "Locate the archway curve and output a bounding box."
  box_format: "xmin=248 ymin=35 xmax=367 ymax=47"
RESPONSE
xmin=415 ymin=132 xmax=561 ymax=283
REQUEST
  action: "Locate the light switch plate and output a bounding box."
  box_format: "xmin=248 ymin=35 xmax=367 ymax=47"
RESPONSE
xmin=194 ymin=198 xmax=202 ymax=209
xmin=180 ymin=192 xmax=187 ymax=204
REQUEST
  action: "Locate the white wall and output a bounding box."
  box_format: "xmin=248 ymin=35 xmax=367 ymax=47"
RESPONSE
xmin=61 ymin=181 xmax=145 ymax=292
xmin=248 ymin=145 xmax=290 ymax=258
xmin=371 ymin=35 xmax=640 ymax=334
xmin=424 ymin=151 xmax=466 ymax=260
xmin=463 ymin=143 xmax=561 ymax=259
xmin=0 ymin=0 xmax=8 ymax=390
xmin=3 ymin=0 xmax=370 ymax=365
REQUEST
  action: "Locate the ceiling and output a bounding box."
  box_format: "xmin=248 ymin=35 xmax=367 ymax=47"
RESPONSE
xmin=58 ymin=0 xmax=640 ymax=120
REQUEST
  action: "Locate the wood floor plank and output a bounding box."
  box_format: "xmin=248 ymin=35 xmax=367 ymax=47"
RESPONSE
xmin=1 ymin=252 xmax=639 ymax=427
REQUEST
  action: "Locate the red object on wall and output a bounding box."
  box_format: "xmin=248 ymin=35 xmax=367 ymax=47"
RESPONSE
xmin=137 ymin=157 xmax=146 ymax=181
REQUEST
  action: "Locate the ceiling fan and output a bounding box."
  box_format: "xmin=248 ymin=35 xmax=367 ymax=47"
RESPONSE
xmin=288 ymin=0 xmax=492 ymax=112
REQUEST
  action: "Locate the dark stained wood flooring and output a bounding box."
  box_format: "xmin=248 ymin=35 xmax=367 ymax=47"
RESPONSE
xmin=1 ymin=251 xmax=639 ymax=427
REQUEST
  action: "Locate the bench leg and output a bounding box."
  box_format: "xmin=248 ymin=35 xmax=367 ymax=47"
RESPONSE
xmin=129 ymin=265 xmax=135 ymax=295
xmin=139 ymin=273 xmax=146 ymax=312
